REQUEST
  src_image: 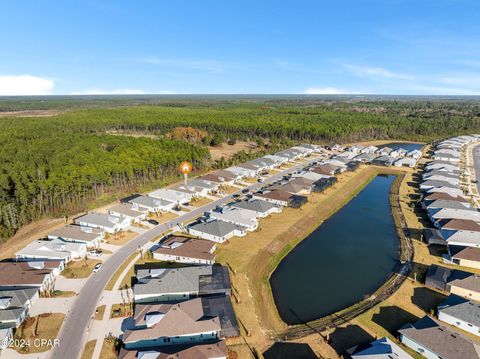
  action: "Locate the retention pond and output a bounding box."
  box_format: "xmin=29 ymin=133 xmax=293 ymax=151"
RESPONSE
xmin=270 ymin=175 xmax=401 ymax=324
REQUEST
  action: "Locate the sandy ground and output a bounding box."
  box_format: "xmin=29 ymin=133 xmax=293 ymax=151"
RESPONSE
xmin=0 ymin=110 xmax=63 ymax=117
xmin=208 ymin=141 xmax=259 ymax=161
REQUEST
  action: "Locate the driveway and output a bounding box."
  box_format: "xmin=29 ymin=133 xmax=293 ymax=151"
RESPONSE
xmin=50 ymin=154 xmax=323 ymax=359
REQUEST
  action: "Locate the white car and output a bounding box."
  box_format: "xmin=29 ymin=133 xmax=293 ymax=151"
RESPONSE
xmin=88 ymin=250 xmax=102 ymax=257
xmin=93 ymin=263 xmax=103 ymax=273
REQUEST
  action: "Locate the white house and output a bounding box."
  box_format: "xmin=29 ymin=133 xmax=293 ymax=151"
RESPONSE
xmin=48 ymin=225 xmax=104 ymax=248
xmin=437 ymin=295 xmax=480 ymax=338
xmin=407 ymin=149 xmax=422 ymax=159
xmin=149 ymin=188 xmax=192 ymax=204
xmin=394 ymin=157 xmax=417 ymax=168
xmin=108 ymin=203 xmax=146 ymax=223
xmin=75 ymin=212 xmax=131 ymax=233
xmin=427 ymin=186 xmax=465 ymax=197
xmin=207 ymin=208 xmax=258 ymax=231
xmin=15 ymin=238 xmax=87 ymax=263
xmin=128 ymin=195 xmax=176 ymax=213
xmin=225 ymin=166 xmax=256 ymax=179
xmin=188 ymin=219 xmax=247 ymax=243
xmin=429 ymin=208 xmax=480 ymax=223
xmin=230 ymin=199 xmax=283 ymax=218
xmin=360 ymin=145 xmax=378 ymax=154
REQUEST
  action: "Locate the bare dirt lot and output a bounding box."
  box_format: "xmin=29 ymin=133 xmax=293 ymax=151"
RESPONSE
xmin=208 ymin=141 xmax=259 ymax=161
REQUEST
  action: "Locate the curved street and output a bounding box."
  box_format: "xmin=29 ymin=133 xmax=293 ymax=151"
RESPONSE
xmin=50 ymin=156 xmax=322 ymax=359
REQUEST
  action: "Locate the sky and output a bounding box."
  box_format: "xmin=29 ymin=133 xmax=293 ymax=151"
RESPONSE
xmin=1 ymin=0 xmax=480 ymax=95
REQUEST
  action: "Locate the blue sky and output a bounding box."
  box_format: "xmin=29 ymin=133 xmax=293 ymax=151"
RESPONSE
xmin=1 ymin=0 xmax=480 ymax=95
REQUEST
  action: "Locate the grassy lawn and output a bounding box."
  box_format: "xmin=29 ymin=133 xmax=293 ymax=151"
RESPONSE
xmin=110 ymin=303 xmax=132 ymax=318
xmin=61 ymin=258 xmax=102 ymax=278
xmin=99 ymin=337 xmax=120 ymax=359
xmin=80 ymin=340 xmax=97 ymax=359
xmin=95 ymin=305 xmax=106 ymax=320
xmin=149 ymin=211 xmax=178 ymax=223
xmin=190 ymin=196 xmax=212 ymax=207
xmin=13 ymin=313 xmax=65 ymax=354
xmin=105 ymin=251 xmax=139 ymax=290
xmin=105 ymin=230 xmax=138 ymax=246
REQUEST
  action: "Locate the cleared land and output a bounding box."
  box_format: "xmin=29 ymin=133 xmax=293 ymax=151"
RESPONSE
xmin=61 ymin=258 xmax=102 ymax=279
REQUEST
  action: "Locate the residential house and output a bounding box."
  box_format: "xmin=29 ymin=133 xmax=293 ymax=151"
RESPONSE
xmin=118 ymin=341 xmax=227 ymax=359
xmin=152 ymin=236 xmax=216 ymax=265
xmin=407 ymin=149 xmax=422 ymax=159
xmin=420 ymin=180 xmax=458 ymax=191
xmin=394 ymin=157 xmax=417 ymax=168
xmin=439 ymin=219 xmax=480 ymax=233
xmin=426 ymin=265 xmax=480 ymax=301
xmin=423 ymin=175 xmax=460 ymax=186
xmin=75 ymin=212 xmax=130 ymax=233
xmin=252 ymin=189 xmax=307 ymax=208
xmin=123 ymin=298 xmax=222 ymax=349
xmin=263 ymin=154 xmax=289 ymax=167
xmin=432 ymin=152 xmax=460 ymax=162
xmin=188 ymin=219 xmax=247 ymax=243
xmin=0 ymin=288 xmax=38 ymax=330
xmin=427 ymin=200 xmax=470 ymax=210
xmin=149 ymin=189 xmax=192 ymax=205
xmin=353 ymin=152 xmax=378 ymax=163
xmin=377 ymin=147 xmax=393 ymax=156
xmin=390 ymin=148 xmax=408 ymax=157
xmin=371 ymin=155 xmax=395 ymax=167
xmin=207 ymin=208 xmax=258 ymax=231
xmin=134 ymin=265 xmax=231 ymax=304
xmin=426 ymin=186 xmax=465 ymax=198
xmin=224 ymin=166 xmax=256 ymax=179
xmin=438 ymin=294 xmax=480 ymax=337
xmin=48 ymin=224 xmax=104 ymax=248
xmin=0 ymin=261 xmax=57 ymax=293
xmin=271 ymin=181 xmax=311 ymax=195
xmin=173 ymin=183 xmax=209 ymax=199
xmin=292 ymin=170 xmax=330 ymax=182
xmin=230 ymin=199 xmax=282 ymax=218
xmin=108 ymin=203 xmax=146 ymax=223
xmin=429 ymin=208 xmax=480 ymax=224
xmin=360 ymin=145 xmax=378 ymax=154
xmin=399 ymin=315 xmax=480 ymax=359
xmin=199 ymin=170 xmax=236 ymax=186
xmin=348 ymin=337 xmax=413 ymax=359
xmin=126 ymin=195 xmax=176 ymax=213
xmin=449 ymin=246 xmax=480 ymax=270
xmin=15 ymin=238 xmax=87 ymax=263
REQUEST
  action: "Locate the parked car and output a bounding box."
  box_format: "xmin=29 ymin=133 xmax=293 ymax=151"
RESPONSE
xmin=241 ymin=188 xmax=250 ymax=194
xmin=232 ymin=194 xmax=241 ymax=198
xmin=257 ymin=178 xmax=264 ymax=183
xmin=93 ymin=263 xmax=103 ymax=273
xmin=147 ymin=219 xmax=159 ymax=225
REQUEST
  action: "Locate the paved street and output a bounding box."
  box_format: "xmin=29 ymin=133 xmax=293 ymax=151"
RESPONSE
xmin=473 ymin=144 xmax=480 ymax=194
xmin=50 ymin=155 xmax=324 ymax=359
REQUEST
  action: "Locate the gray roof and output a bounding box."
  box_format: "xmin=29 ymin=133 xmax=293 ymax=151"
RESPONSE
xmin=230 ymin=199 xmax=279 ymax=214
xmin=0 ymin=288 xmax=37 ymax=323
xmin=134 ymin=265 xmax=230 ymax=298
xmin=427 ymin=200 xmax=470 ymax=210
xmin=49 ymin=225 xmax=103 ymax=243
xmin=438 ymin=294 xmax=480 ymax=328
xmin=399 ymin=316 xmax=480 ymax=359
xmin=188 ymin=219 xmax=245 ymax=237
xmin=421 ymin=180 xmax=458 ymax=189
xmin=350 ymin=337 xmax=412 ymax=359
xmin=129 ymin=195 xmax=173 ymax=208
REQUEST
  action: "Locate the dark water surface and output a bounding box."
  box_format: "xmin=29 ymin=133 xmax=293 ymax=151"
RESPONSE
xmin=377 ymin=142 xmax=424 ymax=152
xmin=270 ymin=175 xmax=400 ymax=324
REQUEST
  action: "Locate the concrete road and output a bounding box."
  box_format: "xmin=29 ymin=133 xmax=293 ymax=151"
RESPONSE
xmin=50 ymin=155 xmax=323 ymax=359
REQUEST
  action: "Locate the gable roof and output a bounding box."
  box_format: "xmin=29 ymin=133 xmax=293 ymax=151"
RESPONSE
xmin=350 ymin=337 xmax=412 ymax=359
xmin=153 ymin=236 xmax=215 ymax=262
xmin=399 ymin=316 xmax=480 ymax=359
xmin=188 ymin=219 xmax=245 ymax=237
xmin=49 ymin=225 xmax=104 ymax=243
xmin=439 ymin=219 xmax=480 ymax=232
xmin=118 ymin=341 xmax=227 ymax=359
xmin=0 ymin=261 xmax=53 ymax=287
xmin=438 ymin=294 xmax=480 ymax=328
xmin=230 ymin=199 xmax=279 ymax=213
xmin=0 ymin=288 xmax=37 ymax=323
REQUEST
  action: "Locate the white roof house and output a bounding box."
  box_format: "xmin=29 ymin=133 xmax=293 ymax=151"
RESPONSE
xmin=108 ymin=203 xmax=146 ymax=222
xmin=407 ymin=149 xmax=422 ymax=158
xmin=293 ymin=171 xmax=330 ymax=182
xmin=262 ymin=154 xmax=289 ymax=166
xmin=75 ymin=212 xmax=131 ymax=233
xmin=225 ymin=166 xmax=256 ymax=179
xmin=391 ymin=148 xmax=408 ymax=157
xmin=360 ymin=145 xmax=378 ymax=154
xmin=424 ymin=175 xmax=460 ymax=185
xmin=207 ymin=208 xmax=258 ymax=231
xmin=432 ymin=153 xmax=460 ymax=162
xmin=394 ymin=157 xmax=417 ymax=168
xmin=128 ymin=195 xmax=176 ymax=213
xmin=429 ymin=208 xmax=480 ymax=223
xmin=427 ymin=186 xmax=465 ymax=197
xmin=441 ymin=230 xmax=480 ymax=247
xmin=188 ymin=219 xmax=247 ymax=243
xmin=15 ymin=238 xmax=87 ymax=263
xmin=149 ymin=188 xmax=192 ymax=204
xmin=173 ymin=183 xmax=209 ymax=198
xmin=48 ymin=225 xmax=104 ymax=248
xmin=230 ymin=199 xmax=283 ymax=218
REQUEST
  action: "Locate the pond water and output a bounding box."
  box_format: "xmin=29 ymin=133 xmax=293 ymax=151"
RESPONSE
xmin=270 ymin=175 xmax=400 ymax=324
xmin=377 ymin=142 xmax=424 ymax=152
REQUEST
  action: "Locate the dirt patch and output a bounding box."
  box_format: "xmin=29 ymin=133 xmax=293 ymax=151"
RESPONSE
xmin=0 ymin=110 xmax=63 ymax=117
xmin=208 ymin=141 xmax=259 ymax=161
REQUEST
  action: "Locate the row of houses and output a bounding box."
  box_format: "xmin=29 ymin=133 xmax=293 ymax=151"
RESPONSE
xmin=387 ymin=134 xmax=480 ymax=359
xmin=120 ymin=264 xmax=238 ymax=358
xmin=420 ymin=135 xmax=480 ymax=271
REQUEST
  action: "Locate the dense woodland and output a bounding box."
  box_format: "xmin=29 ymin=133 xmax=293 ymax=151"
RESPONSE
xmin=1 ymin=96 xmax=479 ymax=240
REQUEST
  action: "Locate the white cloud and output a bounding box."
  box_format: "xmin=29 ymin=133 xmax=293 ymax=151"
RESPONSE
xmin=344 ymin=64 xmax=414 ymax=80
xmin=70 ymin=88 xmax=146 ymax=95
xmin=0 ymin=75 xmax=54 ymax=95
xmin=304 ymin=87 xmax=356 ymax=95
